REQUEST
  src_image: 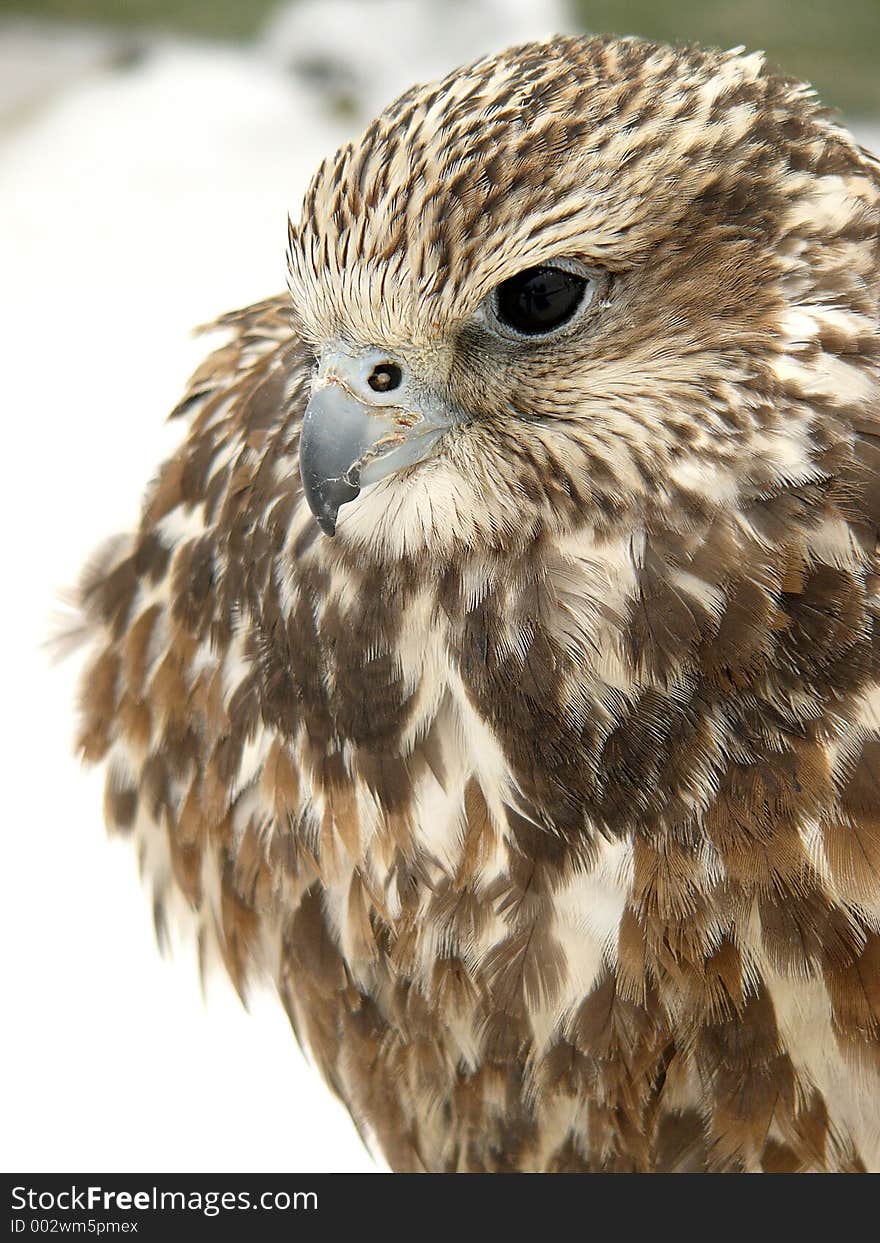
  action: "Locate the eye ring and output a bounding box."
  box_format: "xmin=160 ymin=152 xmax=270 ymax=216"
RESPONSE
xmin=482 ymin=259 xmax=601 ymax=341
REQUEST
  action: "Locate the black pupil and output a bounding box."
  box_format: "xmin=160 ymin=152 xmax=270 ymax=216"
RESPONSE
xmin=495 ymin=265 xmax=586 ymax=335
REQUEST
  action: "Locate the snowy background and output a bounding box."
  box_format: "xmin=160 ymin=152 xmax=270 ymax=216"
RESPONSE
xmin=1 ymin=0 xmax=877 ymax=1173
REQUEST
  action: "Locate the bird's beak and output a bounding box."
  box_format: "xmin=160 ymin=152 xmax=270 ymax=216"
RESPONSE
xmin=299 ymin=348 xmax=450 ymax=536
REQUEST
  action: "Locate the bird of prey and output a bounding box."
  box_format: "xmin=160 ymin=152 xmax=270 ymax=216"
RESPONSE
xmin=74 ymin=34 xmax=880 ymax=1172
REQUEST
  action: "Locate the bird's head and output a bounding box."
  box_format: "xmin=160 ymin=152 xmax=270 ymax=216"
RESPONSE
xmin=287 ymin=35 xmax=878 ymax=563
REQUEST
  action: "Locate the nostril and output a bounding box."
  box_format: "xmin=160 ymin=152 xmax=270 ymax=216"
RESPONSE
xmin=367 ymin=361 xmax=403 ymax=394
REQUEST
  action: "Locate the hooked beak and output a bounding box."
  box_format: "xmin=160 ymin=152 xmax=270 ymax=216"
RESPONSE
xmin=299 ymin=347 xmax=450 ymax=536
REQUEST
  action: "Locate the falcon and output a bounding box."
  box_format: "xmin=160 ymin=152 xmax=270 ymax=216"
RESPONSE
xmin=74 ymin=34 xmax=880 ymax=1172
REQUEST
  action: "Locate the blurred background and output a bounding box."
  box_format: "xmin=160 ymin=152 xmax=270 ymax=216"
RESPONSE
xmin=1 ymin=0 xmax=878 ymax=1176
xmin=4 ymin=0 xmax=880 ymax=115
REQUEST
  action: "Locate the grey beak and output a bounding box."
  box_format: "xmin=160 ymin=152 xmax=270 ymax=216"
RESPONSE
xmin=299 ymin=379 xmax=449 ymax=536
xmin=299 ymin=386 xmax=371 ymax=535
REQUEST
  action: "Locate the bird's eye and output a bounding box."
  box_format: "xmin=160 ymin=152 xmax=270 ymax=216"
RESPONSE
xmin=492 ymin=264 xmax=592 ymax=337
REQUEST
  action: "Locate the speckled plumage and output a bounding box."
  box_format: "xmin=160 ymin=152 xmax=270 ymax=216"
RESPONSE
xmin=75 ymin=35 xmax=880 ymax=1171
